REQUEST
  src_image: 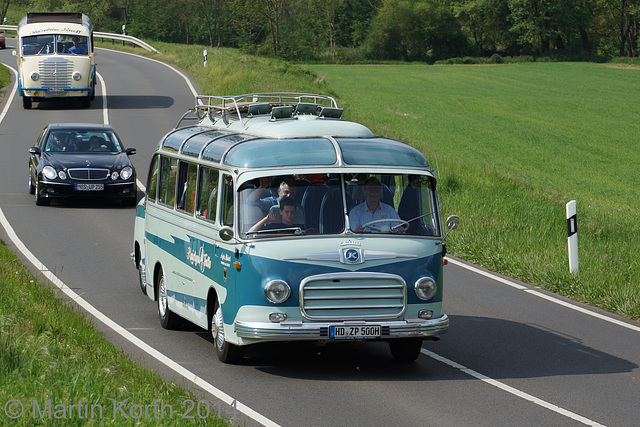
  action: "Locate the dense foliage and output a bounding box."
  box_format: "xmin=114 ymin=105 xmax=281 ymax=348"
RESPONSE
xmin=4 ymin=0 xmax=640 ymax=61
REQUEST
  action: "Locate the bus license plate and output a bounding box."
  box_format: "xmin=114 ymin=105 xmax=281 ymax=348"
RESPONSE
xmin=76 ymin=183 xmax=104 ymax=191
xmin=330 ymin=325 xmax=381 ymax=339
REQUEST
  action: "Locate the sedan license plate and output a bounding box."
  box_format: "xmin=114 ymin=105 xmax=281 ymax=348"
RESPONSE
xmin=76 ymin=183 xmax=104 ymax=191
xmin=330 ymin=325 xmax=381 ymax=340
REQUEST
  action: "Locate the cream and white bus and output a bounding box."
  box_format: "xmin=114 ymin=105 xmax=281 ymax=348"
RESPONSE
xmin=133 ymin=93 xmax=458 ymax=363
xmin=13 ymin=12 xmax=96 ymax=109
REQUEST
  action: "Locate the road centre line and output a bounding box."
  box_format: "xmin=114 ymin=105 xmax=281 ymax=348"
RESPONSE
xmin=420 ymin=349 xmax=605 ymax=427
xmin=0 ymin=60 xmax=278 ymax=427
xmin=446 ymin=257 xmax=640 ymax=333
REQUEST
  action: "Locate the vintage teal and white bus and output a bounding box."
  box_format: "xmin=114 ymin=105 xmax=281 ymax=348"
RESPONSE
xmin=132 ymin=93 xmax=458 ymax=363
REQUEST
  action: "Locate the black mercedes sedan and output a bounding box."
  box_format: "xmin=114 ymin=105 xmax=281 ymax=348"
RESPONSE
xmin=28 ymin=123 xmax=137 ymax=206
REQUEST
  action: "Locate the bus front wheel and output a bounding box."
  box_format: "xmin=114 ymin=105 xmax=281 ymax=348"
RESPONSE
xmin=211 ymin=300 xmax=245 ymax=364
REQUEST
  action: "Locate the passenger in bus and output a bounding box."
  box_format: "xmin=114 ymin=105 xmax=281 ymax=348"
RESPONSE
xmin=247 ymin=197 xmax=302 ymax=233
xmin=69 ymin=36 xmax=86 ymax=55
xmin=250 ymin=177 xmax=305 ymax=225
xmin=349 ymin=177 xmax=404 ymax=233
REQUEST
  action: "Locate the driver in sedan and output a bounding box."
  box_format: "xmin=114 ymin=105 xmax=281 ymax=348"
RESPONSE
xmin=349 ymin=176 xmax=404 ymax=233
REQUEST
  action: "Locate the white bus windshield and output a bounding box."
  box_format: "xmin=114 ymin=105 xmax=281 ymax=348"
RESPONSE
xmin=239 ymin=173 xmax=440 ymax=238
xmin=22 ymin=34 xmax=89 ymax=56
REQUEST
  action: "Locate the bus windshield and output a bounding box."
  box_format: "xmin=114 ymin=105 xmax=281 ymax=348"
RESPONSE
xmin=239 ymin=173 xmax=440 ymax=238
xmin=21 ymin=34 xmax=89 ymax=56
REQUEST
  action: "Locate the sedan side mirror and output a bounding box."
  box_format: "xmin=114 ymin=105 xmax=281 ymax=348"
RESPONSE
xmin=125 ymin=148 xmax=136 ymax=155
xmin=28 ymin=146 xmax=41 ymax=155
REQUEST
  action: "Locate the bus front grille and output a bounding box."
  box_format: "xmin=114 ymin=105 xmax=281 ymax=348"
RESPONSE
xmin=300 ymin=273 xmax=406 ymax=320
xmin=39 ymin=58 xmax=73 ymax=90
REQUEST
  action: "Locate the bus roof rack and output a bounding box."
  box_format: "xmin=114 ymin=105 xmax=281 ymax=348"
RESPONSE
xmin=178 ymin=92 xmax=340 ymax=129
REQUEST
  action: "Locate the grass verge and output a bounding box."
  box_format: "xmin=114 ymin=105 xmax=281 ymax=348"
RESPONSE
xmin=0 ymin=241 xmax=230 ymax=425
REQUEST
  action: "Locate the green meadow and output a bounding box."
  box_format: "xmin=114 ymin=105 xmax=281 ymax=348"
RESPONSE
xmin=311 ymin=62 xmax=640 ymax=319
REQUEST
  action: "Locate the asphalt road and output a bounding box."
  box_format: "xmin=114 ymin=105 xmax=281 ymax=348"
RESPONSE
xmin=1 ymin=43 xmax=639 ymax=427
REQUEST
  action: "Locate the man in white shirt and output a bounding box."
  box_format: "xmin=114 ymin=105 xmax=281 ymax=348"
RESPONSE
xmin=349 ymin=177 xmax=403 ymax=233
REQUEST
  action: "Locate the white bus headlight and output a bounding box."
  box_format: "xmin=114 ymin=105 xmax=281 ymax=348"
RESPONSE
xmin=265 ymin=280 xmax=290 ymax=304
xmin=42 ymin=166 xmax=57 ymax=180
xmin=72 ymin=72 xmax=82 ymax=81
xmin=120 ymin=166 xmax=133 ymax=180
xmin=415 ymin=277 xmax=437 ymax=301
xmin=30 ymin=72 xmax=40 ymax=81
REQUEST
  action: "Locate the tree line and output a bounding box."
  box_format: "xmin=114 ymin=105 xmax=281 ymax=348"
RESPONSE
xmin=6 ymin=0 xmax=640 ymax=61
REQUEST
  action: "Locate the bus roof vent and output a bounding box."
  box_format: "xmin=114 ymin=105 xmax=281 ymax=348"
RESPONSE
xmin=319 ymin=107 xmax=343 ymax=119
xmin=248 ymin=103 xmax=270 ymax=116
xmin=295 ymin=102 xmax=319 ymax=115
xmin=271 ymin=106 xmax=294 ymax=120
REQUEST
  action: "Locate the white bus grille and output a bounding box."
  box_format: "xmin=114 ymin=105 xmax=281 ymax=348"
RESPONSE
xmin=39 ymin=58 xmax=73 ymax=90
xmin=300 ymin=273 xmax=406 ymax=320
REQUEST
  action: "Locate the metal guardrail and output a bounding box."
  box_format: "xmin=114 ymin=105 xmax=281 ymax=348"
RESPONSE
xmin=0 ymin=25 xmax=159 ymax=53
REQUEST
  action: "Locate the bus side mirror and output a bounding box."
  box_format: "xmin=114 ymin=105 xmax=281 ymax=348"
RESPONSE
xmin=442 ymin=214 xmax=459 ymax=242
xmin=219 ymin=226 xmax=234 ymax=241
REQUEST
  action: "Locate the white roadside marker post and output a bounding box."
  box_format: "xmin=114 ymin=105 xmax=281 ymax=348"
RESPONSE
xmin=204 ymin=49 xmax=208 ymax=67
xmin=566 ymin=200 xmax=579 ymax=273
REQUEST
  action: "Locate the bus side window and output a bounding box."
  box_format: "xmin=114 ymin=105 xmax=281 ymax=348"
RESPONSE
xmin=221 ymin=174 xmax=234 ymax=226
xmin=177 ymin=161 xmax=198 ymax=214
xmin=159 ymin=157 xmax=178 ymax=207
xmin=147 ymin=155 xmax=159 ymax=202
xmin=197 ymin=167 xmax=219 ymax=221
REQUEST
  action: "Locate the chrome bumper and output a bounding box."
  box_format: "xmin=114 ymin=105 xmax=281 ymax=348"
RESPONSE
xmin=235 ymin=314 xmax=448 ymax=340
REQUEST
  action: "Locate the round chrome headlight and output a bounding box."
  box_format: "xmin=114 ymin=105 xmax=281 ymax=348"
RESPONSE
xmin=111 ymin=171 xmax=119 ymax=180
xmin=30 ymin=72 xmax=40 ymax=81
xmin=415 ymin=277 xmax=437 ymax=301
xmin=72 ymin=72 xmax=82 ymax=81
xmin=120 ymin=166 xmax=133 ymax=180
xmin=58 ymin=170 xmax=67 ymax=180
xmin=265 ymin=280 xmax=290 ymax=304
xmin=42 ymin=166 xmax=57 ymax=180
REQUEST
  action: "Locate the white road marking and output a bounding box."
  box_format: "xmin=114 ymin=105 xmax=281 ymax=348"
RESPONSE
xmin=0 ymin=59 xmax=279 ymax=427
xmin=447 ymin=257 xmax=640 ymax=333
xmin=421 ymin=348 xmax=606 ymax=427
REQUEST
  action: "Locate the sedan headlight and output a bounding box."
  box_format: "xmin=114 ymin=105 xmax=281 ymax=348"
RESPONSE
xmin=30 ymin=72 xmax=39 ymax=81
xmin=58 ymin=170 xmax=67 ymax=180
xmin=72 ymin=72 xmax=82 ymax=81
xmin=111 ymin=171 xmax=119 ymax=180
xmin=415 ymin=277 xmax=437 ymax=301
xmin=120 ymin=166 xmax=133 ymax=180
xmin=42 ymin=166 xmax=57 ymax=180
xmin=265 ymin=280 xmax=291 ymax=304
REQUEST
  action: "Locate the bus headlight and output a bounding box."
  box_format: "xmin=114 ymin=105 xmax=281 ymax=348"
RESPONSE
xmin=42 ymin=166 xmax=57 ymax=180
xmin=73 ymin=72 xmax=82 ymax=81
xmin=265 ymin=280 xmax=290 ymax=304
xmin=30 ymin=72 xmax=39 ymax=81
xmin=120 ymin=166 xmax=133 ymax=180
xmin=415 ymin=277 xmax=437 ymax=301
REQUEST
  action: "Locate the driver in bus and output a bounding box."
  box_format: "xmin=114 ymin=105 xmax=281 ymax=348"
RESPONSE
xmin=349 ymin=177 xmax=404 ymax=233
xmin=69 ymin=36 xmax=86 ymax=55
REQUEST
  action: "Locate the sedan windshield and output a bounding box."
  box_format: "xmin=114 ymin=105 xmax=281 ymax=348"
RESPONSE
xmin=45 ymin=131 xmax=123 ymax=153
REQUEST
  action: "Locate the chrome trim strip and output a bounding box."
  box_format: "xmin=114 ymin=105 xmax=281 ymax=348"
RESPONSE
xmin=235 ymin=315 xmax=449 ymax=340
